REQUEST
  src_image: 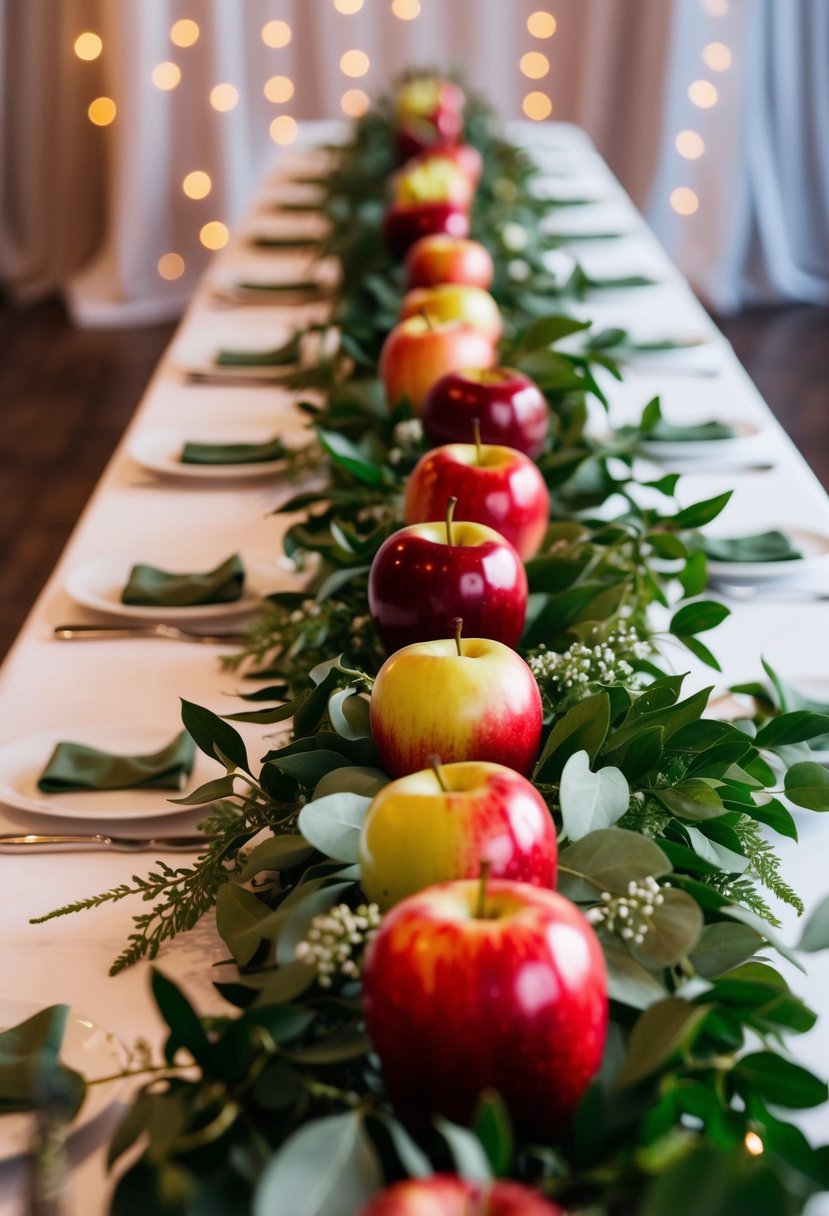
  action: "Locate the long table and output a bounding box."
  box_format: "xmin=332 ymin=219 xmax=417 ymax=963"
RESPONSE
xmin=1 ymin=120 xmax=828 ymax=1213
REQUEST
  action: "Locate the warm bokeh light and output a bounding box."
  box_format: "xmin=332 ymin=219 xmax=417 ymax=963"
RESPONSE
xmin=262 ymin=20 xmax=292 ymax=48
xmin=183 ymin=171 xmax=212 ymax=200
xmin=74 ymin=32 xmax=103 ymax=61
xmin=523 ymin=91 xmax=553 ymax=120
xmin=688 ymin=79 xmax=718 ymax=108
xmin=157 ymin=253 xmax=185 ymax=280
xmin=703 ymin=0 xmax=729 ymax=14
xmin=264 ymin=75 xmax=295 ymax=103
xmin=520 ymin=51 xmax=550 ymax=79
xmin=151 ymin=61 xmax=182 ymax=90
xmin=88 ymin=97 xmax=116 ymax=126
xmin=704 ymin=41 xmax=733 ymax=70
xmin=210 ymin=83 xmax=239 ymax=112
xmin=392 ymin=0 xmax=421 ymax=18
xmin=270 ymin=115 xmax=299 ymax=145
xmin=200 ymin=221 xmax=229 ymax=250
xmin=340 ymin=49 xmax=370 ymax=77
xmin=341 ymin=88 xmax=370 ymax=117
xmin=744 ymin=1132 xmax=764 ymax=1156
xmin=675 ymin=130 xmax=705 ymax=159
xmin=334 ymin=0 xmax=364 ymax=10
xmin=527 ymin=11 xmax=557 ymax=38
xmin=170 ymin=19 xmax=200 ymax=47
xmin=670 ymin=187 xmax=699 ymax=216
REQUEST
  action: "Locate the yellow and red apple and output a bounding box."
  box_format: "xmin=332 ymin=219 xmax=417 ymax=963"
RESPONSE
xmin=422 ymin=367 xmax=550 ymax=457
xmin=379 ymin=316 xmax=495 ymax=413
xmin=405 ymin=234 xmax=495 ymax=291
xmin=359 ymin=760 xmax=557 ymax=909
xmin=394 ymin=77 xmax=466 ymax=160
xmin=391 ymin=156 xmax=474 ymax=209
xmin=400 ymin=284 xmax=503 ymax=343
xmin=359 ymin=1176 xmax=568 ymax=1216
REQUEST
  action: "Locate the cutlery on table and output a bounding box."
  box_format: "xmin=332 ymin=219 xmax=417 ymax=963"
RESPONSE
xmin=53 ymin=624 xmax=247 ymax=645
xmin=182 ymin=369 xmax=294 ymax=388
xmin=0 ymin=833 xmax=209 ymax=853
xmin=712 ymin=582 xmax=829 ymax=603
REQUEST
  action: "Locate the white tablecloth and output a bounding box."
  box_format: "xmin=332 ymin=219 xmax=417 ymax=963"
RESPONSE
xmin=1 ymin=120 xmax=827 ymax=1212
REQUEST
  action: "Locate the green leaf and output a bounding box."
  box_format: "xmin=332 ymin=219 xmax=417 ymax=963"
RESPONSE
xmin=615 ymin=997 xmax=708 ymax=1088
xmin=723 ymin=906 xmax=805 ymax=972
xmin=287 ymin=1027 xmax=370 ymax=1065
xmin=275 ymin=749 xmax=357 ymax=787
xmin=783 ymin=761 xmax=829 ymax=810
xmin=732 ymin=1052 xmax=827 ymax=1109
xmin=318 ymin=428 xmax=384 ymax=486
xmin=216 ymin=885 xmax=272 ymax=968
xmin=654 ymin=779 xmax=725 ymax=821
xmin=181 ymin=699 xmax=250 ymax=774
xmin=0 ymin=1005 xmax=85 ymax=1120
xmin=151 ymin=969 xmax=211 ymax=1067
xmin=298 ymin=792 xmax=371 ymax=863
xmin=755 ymin=712 xmax=829 ymax=749
xmin=276 ymin=880 xmax=356 ymax=965
xmin=629 ymin=888 xmax=704 ymax=969
xmin=670 ymin=601 xmax=730 ymax=636
xmin=679 ymin=550 xmax=708 ymax=597
xmin=601 ymin=937 xmax=666 ymax=1010
xmin=798 ymin=894 xmax=829 ymax=952
xmin=313 ymin=765 xmax=389 ymax=800
xmin=557 ymin=828 xmax=671 ymax=901
xmin=673 ymin=491 xmax=732 ymax=530
xmin=253 ymin=1112 xmax=382 ymax=1216
xmin=168 ymin=774 xmax=238 ymax=806
xmin=511 ymin=314 xmax=591 ymax=354
xmin=238 ymin=835 xmax=316 ymax=881
xmin=433 ymin=1117 xmax=492 ymax=1183
xmin=328 ymin=689 xmax=372 ymax=740
xmin=559 ymin=750 xmax=629 ymax=841
xmin=380 ymin=1115 xmax=433 ymax=1179
xmin=473 ymin=1090 xmax=514 ymax=1177
xmin=689 ymin=922 xmax=764 ymax=978
xmin=534 ymin=692 xmax=610 ymax=783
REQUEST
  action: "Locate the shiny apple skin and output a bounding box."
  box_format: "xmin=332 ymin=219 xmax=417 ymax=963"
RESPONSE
xmin=404 ymin=443 xmax=551 ymax=559
xmin=362 ymin=879 xmax=608 ymax=1137
xmin=383 ymin=201 xmax=470 ymax=260
xmin=415 ymin=141 xmax=483 ymax=186
xmin=358 ymin=1175 xmax=567 ymax=1216
xmin=405 ymin=235 xmax=494 ymax=290
xmin=391 ymin=157 xmax=475 ymax=210
xmin=379 ymin=318 xmax=495 ymax=413
xmin=422 ymin=368 xmax=549 ymax=459
xmin=360 ymin=761 xmax=557 ymax=909
xmin=368 ymin=520 xmax=527 ymax=653
xmin=400 ymin=285 xmax=502 ymax=343
xmin=369 ymin=637 xmax=542 ymax=778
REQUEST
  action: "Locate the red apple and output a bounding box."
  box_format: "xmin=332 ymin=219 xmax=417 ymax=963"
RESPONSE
xmin=368 ymin=502 xmax=526 ymax=652
xmin=360 ymin=760 xmax=557 ymax=909
xmin=400 ymin=285 xmax=502 ymax=344
xmin=415 ymin=142 xmax=483 ymax=188
xmin=359 ymin=1175 xmax=568 ymax=1216
xmin=369 ymin=629 xmax=542 ymax=777
xmin=362 ymin=878 xmax=608 ymax=1135
xmin=383 ymin=201 xmax=470 ymax=260
xmin=379 ymin=316 xmax=495 ymax=413
xmin=391 ymin=156 xmax=475 ymax=209
xmin=405 ymin=235 xmax=494 ymax=291
xmin=394 ymin=78 xmax=465 ymax=160
xmin=422 ymin=368 xmax=550 ymax=458
xmin=404 ymin=441 xmax=551 ymax=559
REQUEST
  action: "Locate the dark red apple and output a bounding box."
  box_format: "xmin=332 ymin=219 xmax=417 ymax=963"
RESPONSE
xmin=422 ymin=368 xmax=550 ymax=458
xmin=362 ymin=878 xmax=608 ymax=1136
xmin=359 ymin=1175 xmax=568 ymax=1215
xmin=383 ymin=201 xmax=471 ymax=260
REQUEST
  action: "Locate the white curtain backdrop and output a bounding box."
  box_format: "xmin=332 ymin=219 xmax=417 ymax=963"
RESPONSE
xmin=1 ymin=0 xmax=825 ymax=324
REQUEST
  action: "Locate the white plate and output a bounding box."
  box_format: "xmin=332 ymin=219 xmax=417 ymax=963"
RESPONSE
xmin=129 ymin=429 xmax=288 ymax=481
xmin=64 ymin=552 xmax=280 ymax=621
xmin=0 ymin=998 xmax=127 ymax=1161
xmin=639 ymin=418 xmax=767 ymax=461
xmin=0 ymin=724 xmax=222 ymax=821
xmin=707 ymin=526 xmax=829 ymax=583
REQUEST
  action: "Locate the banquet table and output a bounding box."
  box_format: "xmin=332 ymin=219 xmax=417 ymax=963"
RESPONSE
xmin=1 ymin=119 xmax=828 ymax=1213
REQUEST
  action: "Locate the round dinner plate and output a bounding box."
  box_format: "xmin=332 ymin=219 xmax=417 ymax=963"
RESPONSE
xmin=0 ymin=997 xmax=127 ymax=1161
xmin=129 ymin=429 xmax=287 ymax=482
xmin=707 ymin=526 xmax=829 ymax=584
xmin=0 ymin=723 xmax=221 ymax=821
xmin=638 ymin=417 xmax=768 ymax=462
xmin=64 ymin=552 xmax=280 ymax=621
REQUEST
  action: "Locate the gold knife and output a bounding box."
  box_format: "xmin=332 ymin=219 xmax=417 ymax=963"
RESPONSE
xmin=0 ymin=833 xmax=209 ymax=853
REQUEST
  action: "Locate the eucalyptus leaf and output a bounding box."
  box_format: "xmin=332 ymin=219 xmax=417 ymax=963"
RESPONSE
xmin=276 ymin=880 xmax=356 ymax=966
xmin=783 ymin=761 xmax=829 ymax=810
xmin=798 ymin=894 xmax=829 ymax=952
xmin=689 ymin=922 xmax=764 ymax=978
xmin=433 ymin=1117 xmax=492 ymax=1183
xmin=559 ymin=750 xmax=629 ymax=841
xmin=253 ymin=1112 xmax=382 ymax=1216
xmin=557 ymin=828 xmax=671 ymax=901
xmin=298 ymin=792 xmax=371 ymax=862
xmin=629 ymin=888 xmax=703 ymax=969
xmin=238 ymin=834 xmax=316 ymax=881
xmin=601 ymin=937 xmax=666 ymax=1010
xmin=216 ymin=885 xmax=272 ymax=968
xmin=313 ymin=765 xmax=389 ymax=800
xmin=615 ymin=998 xmax=709 ymax=1088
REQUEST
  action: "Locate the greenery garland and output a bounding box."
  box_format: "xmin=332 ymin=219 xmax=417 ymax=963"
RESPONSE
xmin=22 ymin=77 xmax=829 ymax=1215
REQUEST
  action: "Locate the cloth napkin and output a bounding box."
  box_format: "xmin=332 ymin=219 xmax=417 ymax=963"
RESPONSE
xmin=644 ymin=420 xmax=735 ymax=443
xmin=701 ymin=531 xmax=803 ymax=563
xmin=121 ymin=554 xmax=245 ymax=606
xmin=38 ymin=730 xmax=196 ymax=793
xmin=251 ymin=235 xmax=320 ymax=249
xmin=0 ymin=1005 xmax=84 ymax=1117
xmin=181 ymin=437 xmax=285 ymax=465
xmin=216 ymin=335 xmax=301 ymax=367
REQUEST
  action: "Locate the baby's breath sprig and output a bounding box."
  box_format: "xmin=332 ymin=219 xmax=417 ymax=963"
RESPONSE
xmin=585 ymin=877 xmax=664 ymax=946
xmin=295 ymin=902 xmax=382 ymax=989
xmin=527 ymin=623 xmax=653 ymax=716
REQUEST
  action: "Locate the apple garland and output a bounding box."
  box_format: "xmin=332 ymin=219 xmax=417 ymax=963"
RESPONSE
xmin=31 ymin=75 xmax=829 ymax=1214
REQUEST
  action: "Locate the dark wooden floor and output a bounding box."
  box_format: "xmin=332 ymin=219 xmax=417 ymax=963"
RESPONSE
xmin=0 ymin=297 xmax=827 ymax=661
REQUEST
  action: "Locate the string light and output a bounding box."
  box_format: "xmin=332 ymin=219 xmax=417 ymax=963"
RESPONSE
xmin=520 ymin=51 xmax=550 ymax=79
xmin=688 ymin=79 xmax=718 ymax=108
xmin=170 ymin=19 xmax=199 ymax=47
xmin=74 ymin=32 xmax=102 ymax=60
xmin=265 ymin=75 xmax=294 ymax=103
xmin=261 ymin=20 xmax=292 ymax=48
xmin=200 ymin=221 xmax=229 ymax=250
xmin=182 ymin=171 xmax=212 ymax=199
xmin=334 ymin=0 xmax=364 ymax=10
xmin=341 ymin=88 xmax=369 ymax=116
xmin=703 ymin=41 xmax=732 ymax=70
xmin=670 ymin=187 xmax=699 ymax=216
xmin=88 ymin=97 xmax=116 ymax=126
xmin=152 ymin=62 xmax=181 ymax=90
xmin=675 ymin=130 xmax=705 ymax=158
xmin=744 ymin=1132 xmax=764 ymax=1157
xmin=210 ymin=83 xmax=239 ymax=111
xmin=527 ymin=11 xmax=557 ymax=38
xmin=340 ymin=49 xmax=370 ymax=77
xmin=270 ymin=115 xmax=298 ymax=144
xmin=158 ymin=253 xmax=185 ymax=280
xmin=523 ymin=92 xmax=553 ymax=120
xmin=392 ymin=0 xmax=421 ymax=18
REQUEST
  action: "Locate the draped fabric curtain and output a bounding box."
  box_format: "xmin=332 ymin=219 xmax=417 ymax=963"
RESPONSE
xmin=1 ymin=0 xmax=826 ymax=324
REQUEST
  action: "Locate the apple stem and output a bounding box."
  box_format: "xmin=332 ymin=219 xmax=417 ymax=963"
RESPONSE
xmin=472 ymin=417 xmax=482 ymax=464
xmin=429 ymin=754 xmax=448 ymax=792
xmin=476 ymin=859 xmax=492 ymax=919
xmin=419 ymin=308 xmax=434 ymax=331
xmin=445 ymin=496 xmax=458 ymax=546
xmin=452 ymin=616 xmax=463 ymax=656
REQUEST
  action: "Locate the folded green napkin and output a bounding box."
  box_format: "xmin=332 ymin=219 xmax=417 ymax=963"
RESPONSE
xmin=236 ymin=279 xmax=323 ymax=294
xmin=251 ymin=235 xmax=320 ymax=250
xmin=121 ymin=554 xmax=245 ymax=606
xmin=181 ymin=437 xmax=285 ymax=465
xmin=702 ymin=531 xmax=802 ymax=563
xmin=38 ymin=730 xmax=196 ymax=793
xmin=216 ymin=334 xmax=301 ymax=367
xmin=586 ymin=273 xmax=657 ymax=290
xmin=0 ymin=1005 xmax=85 ymax=1118
xmin=644 ymin=420 xmax=736 ymax=443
